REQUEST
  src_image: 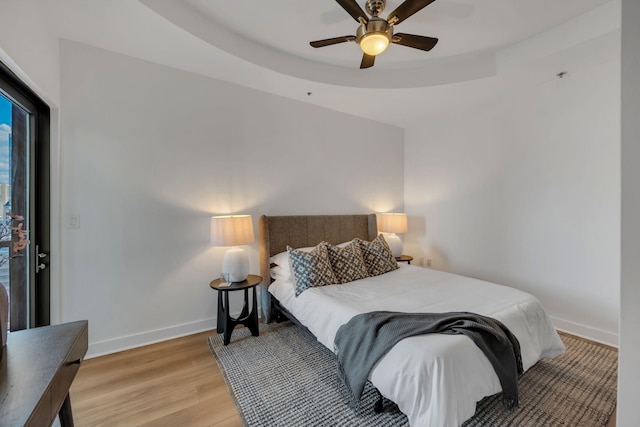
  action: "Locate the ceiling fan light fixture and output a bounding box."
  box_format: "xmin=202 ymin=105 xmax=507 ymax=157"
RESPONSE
xmin=359 ymin=32 xmax=390 ymax=56
xmin=309 ymin=0 xmax=439 ymax=68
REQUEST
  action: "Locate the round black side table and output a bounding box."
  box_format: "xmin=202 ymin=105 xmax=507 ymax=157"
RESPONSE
xmin=396 ymin=255 xmax=414 ymax=264
xmin=210 ymin=274 xmax=262 ymax=346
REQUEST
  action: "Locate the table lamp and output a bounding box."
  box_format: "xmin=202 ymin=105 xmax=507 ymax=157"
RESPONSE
xmin=378 ymin=212 xmax=408 ymax=258
xmin=210 ymin=215 xmax=255 ymax=282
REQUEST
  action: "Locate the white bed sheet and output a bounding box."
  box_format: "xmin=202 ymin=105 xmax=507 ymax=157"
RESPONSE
xmin=269 ymin=264 xmax=565 ymax=427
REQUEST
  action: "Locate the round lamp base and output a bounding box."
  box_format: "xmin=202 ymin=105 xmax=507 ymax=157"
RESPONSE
xmin=384 ymin=233 xmax=403 ymax=258
xmin=222 ymin=247 xmax=250 ymax=282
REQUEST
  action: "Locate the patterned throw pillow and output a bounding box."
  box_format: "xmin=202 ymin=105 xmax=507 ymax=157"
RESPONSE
xmin=325 ymin=240 xmax=369 ymax=284
xmin=288 ymin=243 xmax=337 ymax=296
xmin=357 ymin=234 xmax=399 ymax=277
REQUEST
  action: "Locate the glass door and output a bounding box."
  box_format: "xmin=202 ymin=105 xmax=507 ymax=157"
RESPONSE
xmin=0 ymin=61 xmax=50 ymax=331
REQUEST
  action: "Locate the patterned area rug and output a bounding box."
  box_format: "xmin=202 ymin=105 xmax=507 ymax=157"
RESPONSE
xmin=208 ymin=323 xmax=617 ymax=427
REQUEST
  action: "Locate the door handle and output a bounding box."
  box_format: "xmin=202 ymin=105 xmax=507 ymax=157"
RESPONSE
xmin=35 ymin=245 xmax=48 ymax=273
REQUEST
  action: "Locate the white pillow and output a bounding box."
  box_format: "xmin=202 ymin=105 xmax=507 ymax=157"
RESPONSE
xmin=270 ymin=265 xmax=292 ymax=281
xmin=269 ymin=241 xmax=354 ymax=272
xmin=269 ymin=246 xmax=314 ymax=271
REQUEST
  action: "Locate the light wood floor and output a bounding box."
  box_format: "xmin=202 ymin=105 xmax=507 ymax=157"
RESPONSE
xmin=70 ymin=329 xmax=616 ymax=427
xmin=70 ymin=330 xmax=242 ymax=427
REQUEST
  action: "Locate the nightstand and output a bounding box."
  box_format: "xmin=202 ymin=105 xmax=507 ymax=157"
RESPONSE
xmin=210 ymin=274 xmax=262 ymax=345
xmin=396 ymin=255 xmax=413 ymax=264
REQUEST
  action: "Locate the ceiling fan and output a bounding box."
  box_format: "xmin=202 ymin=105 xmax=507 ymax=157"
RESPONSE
xmin=310 ymin=0 xmax=439 ymax=69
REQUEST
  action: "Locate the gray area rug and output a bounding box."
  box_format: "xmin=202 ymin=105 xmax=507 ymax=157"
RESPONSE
xmin=208 ymin=323 xmax=617 ymax=426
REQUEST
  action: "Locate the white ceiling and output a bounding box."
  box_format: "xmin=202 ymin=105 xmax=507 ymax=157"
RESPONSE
xmin=41 ymin=0 xmax=618 ymax=127
xmin=182 ymin=0 xmax=608 ymax=69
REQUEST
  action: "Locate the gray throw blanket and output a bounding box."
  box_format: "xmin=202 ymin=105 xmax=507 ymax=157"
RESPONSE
xmin=334 ymin=311 xmax=523 ymax=410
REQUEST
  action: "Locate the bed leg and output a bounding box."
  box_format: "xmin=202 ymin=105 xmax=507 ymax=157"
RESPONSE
xmin=373 ymin=388 xmax=384 ymax=413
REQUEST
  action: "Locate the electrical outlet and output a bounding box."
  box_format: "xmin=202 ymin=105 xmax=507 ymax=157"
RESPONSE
xmin=426 ymin=259 xmax=432 ymax=268
xmin=418 ymin=257 xmax=424 ymax=266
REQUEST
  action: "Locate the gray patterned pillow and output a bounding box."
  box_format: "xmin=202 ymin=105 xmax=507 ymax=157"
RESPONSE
xmin=325 ymin=240 xmax=369 ymax=284
xmin=357 ymin=234 xmax=399 ymax=277
xmin=288 ymin=243 xmax=337 ymax=296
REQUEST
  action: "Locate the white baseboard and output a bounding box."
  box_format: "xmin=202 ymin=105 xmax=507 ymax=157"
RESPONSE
xmin=551 ymin=316 xmax=619 ymax=348
xmin=85 ymin=308 xmax=261 ymax=358
xmin=86 ymin=313 xmax=616 ymax=358
xmin=86 ymin=317 xmax=217 ymax=359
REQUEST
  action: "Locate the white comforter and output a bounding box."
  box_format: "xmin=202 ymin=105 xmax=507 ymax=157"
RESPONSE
xmin=268 ymin=264 xmax=565 ymax=427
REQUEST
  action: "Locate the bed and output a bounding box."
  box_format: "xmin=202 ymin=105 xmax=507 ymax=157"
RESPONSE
xmin=258 ymin=214 xmax=565 ymax=426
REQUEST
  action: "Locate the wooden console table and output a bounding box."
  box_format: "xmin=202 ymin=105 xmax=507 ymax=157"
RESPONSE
xmin=0 ymin=320 xmax=88 ymax=426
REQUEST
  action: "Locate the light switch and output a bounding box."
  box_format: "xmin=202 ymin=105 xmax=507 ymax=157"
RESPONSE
xmin=68 ymin=214 xmax=80 ymax=229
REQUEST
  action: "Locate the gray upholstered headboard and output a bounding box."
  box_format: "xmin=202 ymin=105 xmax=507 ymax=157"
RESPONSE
xmin=258 ymin=214 xmax=377 ymax=323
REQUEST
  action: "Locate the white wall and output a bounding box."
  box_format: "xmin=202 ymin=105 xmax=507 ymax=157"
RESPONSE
xmin=618 ymin=0 xmax=640 ymax=424
xmin=59 ymin=41 xmax=404 ymax=357
xmin=0 ymin=0 xmax=64 ymax=326
xmin=0 ymin=0 xmax=60 ymax=106
xmin=404 ymin=41 xmax=620 ymax=344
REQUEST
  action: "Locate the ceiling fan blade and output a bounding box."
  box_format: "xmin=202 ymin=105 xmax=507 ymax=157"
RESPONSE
xmin=392 ymin=33 xmax=439 ymax=51
xmin=387 ymin=0 xmax=436 ymax=25
xmin=336 ymin=0 xmax=369 ymax=23
xmin=310 ymin=35 xmax=356 ymax=48
xmin=360 ymin=53 xmax=375 ymax=69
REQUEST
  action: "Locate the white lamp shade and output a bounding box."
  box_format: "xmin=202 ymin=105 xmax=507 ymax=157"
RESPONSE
xmin=210 ymin=215 xmax=255 ymax=246
xmin=378 ymin=213 xmax=408 ymax=234
xmin=211 ymin=215 xmax=255 ymax=282
xmin=379 ymin=213 xmax=407 ymax=258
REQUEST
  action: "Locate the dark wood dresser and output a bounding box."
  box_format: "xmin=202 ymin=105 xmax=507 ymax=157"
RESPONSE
xmin=0 ymin=320 xmax=88 ymax=426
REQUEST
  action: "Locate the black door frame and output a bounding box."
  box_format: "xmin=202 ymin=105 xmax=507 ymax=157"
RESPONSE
xmin=0 ymin=60 xmax=51 ymax=329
